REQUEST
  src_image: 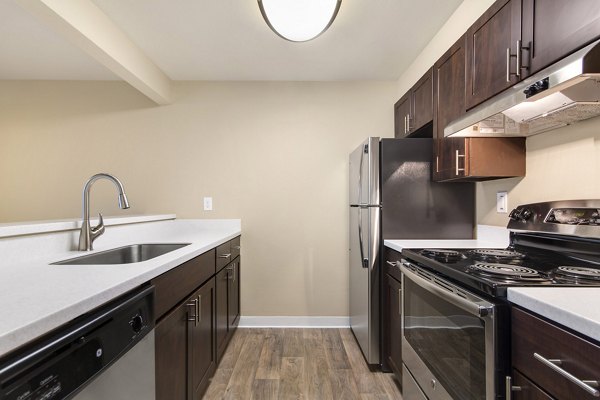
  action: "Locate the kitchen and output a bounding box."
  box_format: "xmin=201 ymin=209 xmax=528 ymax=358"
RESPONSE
xmin=1 ymin=0 xmax=600 ymax=399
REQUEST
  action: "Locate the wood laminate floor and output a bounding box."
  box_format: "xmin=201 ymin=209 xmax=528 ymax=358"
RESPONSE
xmin=203 ymin=328 xmax=403 ymax=400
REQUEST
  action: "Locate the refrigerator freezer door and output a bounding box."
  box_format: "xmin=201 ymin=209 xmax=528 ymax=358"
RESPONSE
xmin=349 ymin=205 xmax=380 ymax=365
xmin=379 ymin=138 xmax=474 ymax=239
xmin=349 ymin=137 xmax=380 ymax=206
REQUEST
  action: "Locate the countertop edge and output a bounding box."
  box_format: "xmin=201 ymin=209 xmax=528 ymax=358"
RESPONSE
xmin=0 ymin=214 xmax=177 ymax=238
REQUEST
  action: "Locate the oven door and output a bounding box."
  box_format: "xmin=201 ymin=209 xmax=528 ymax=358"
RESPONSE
xmin=401 ymin=261 xmax=499 ymax=400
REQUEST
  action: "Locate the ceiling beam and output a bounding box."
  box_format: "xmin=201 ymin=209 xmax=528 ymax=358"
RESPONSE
xmin=16 ymin=0 xmax=172 ymax=104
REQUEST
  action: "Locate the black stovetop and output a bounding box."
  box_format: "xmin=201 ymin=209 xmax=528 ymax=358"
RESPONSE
xmin=401 ymin=241 xmax=600 ymax=298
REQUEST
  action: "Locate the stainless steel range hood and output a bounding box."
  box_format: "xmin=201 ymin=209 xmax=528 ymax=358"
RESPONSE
xmin=445 ymin=39 xmax=600 ymax=138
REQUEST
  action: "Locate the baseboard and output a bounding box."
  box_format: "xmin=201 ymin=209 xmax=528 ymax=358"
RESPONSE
xmin=238 ymin=316 xmax=350 ymax=328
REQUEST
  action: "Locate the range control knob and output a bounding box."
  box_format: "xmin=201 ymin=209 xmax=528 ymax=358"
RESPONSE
xmin=508 ymin=208 xmax=521 ymax=221
xmin=130 ymin=315 xmax=144 ymax=334
xmin=520 ymin=209 xmax=533 ymax=221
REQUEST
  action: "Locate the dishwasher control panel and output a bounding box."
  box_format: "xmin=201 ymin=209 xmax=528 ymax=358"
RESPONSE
xmin=0 ymin=286 xmax=154 ymax=400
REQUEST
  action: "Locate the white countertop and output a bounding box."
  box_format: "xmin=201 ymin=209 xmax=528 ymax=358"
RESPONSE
xmin=0 ymin=217 xmax=241 ymax=357
xmin=508 ymin=287 xmax=600 ymax=342
xmin=384 ymin=225 xmax=510 ymax=252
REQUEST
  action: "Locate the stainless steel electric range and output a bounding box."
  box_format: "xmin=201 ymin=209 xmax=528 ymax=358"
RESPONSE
xmin=399 ymin=200 xmax=600 ymax=400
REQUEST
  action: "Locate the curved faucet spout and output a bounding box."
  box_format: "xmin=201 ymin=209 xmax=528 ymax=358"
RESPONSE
xmin=79 ymin=173 xmax=130 ymax=251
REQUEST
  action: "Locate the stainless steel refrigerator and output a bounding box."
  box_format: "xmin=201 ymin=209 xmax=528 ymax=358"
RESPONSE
xmin=349 ymin=137 xmax=475 ymax=365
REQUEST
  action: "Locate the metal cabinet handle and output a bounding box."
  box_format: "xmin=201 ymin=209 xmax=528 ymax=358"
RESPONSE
xmin=197 ymin=294 xmax=202 ymax=323
xmin=226 ymin=264 xmax=236 ymax=282
xmin=403 ymin=115 xmax=407 ymax=134
xmin=398 ymin=288 xmax=402 ymax=316
xmin=506 ymin=47 xmax=511 ymax=82
xmin=187 ymin=300 xmax=197 ymax=323
xmin=436 ymin=156 xmax=439 ymax=173
xmin=386 ymin=261 xmax=397 ymax=266
xmin=406 ymin=114 xmax=412 ymax=133
xmin=219 ymin=253 xmax=231 ymax=259
xmin=517 ymin=39 xmax=530 ymax=73
xmin=455 ymin=150 xmax=465 ymax=176
xmin=505 ymin=376 xmax=522 ymax=400
xmin=233 ymin=245 xmax=241 ymax=250
xmin=233 ymin=264 xmax=236 ymax=282
xmin=533 ymin=352 xmax=600 ymax=397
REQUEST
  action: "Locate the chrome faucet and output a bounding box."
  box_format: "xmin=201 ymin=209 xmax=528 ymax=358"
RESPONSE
xmin=78 ymin=173 xmax=130 ymax=251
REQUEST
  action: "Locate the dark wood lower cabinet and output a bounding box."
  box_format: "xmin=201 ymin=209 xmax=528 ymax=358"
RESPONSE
xmin=215 ymin=266 xmax=229 ymax=361
xmin=155 ymin=279 xmax=216 ymax=400
xmin=190 ymin=280 xmax=216 ymax=399
xmin=382 ymin=247 xmax=403 ymax=383
xmin=216 ymin=259 xmax=241 ymax=362
xmin=154 ymin=236 xmax=241 ymax=400
xmin=512 ymin=307 xmax=600 ymax=400
xmin=384 ymin=274 xmax=402 ymax=378
xmin=156 ymin=300 xmax=188 ymax=400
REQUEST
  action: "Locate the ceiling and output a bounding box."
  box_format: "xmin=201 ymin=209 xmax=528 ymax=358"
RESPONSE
xmin=0 ymin=0 xmax=463 ymax=81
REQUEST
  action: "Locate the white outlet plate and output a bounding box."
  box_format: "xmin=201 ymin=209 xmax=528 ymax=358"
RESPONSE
xmin=497 ymin=191 xmax=508 ymax=213
xmin=203 ymin=197 xmax=213 ymax=211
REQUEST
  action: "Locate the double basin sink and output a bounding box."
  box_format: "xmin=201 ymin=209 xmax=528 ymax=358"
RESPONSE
xmin=53 ymin=243 xmax=191 ymax=265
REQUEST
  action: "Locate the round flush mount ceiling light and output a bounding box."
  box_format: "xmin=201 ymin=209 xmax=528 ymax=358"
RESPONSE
xmin=258 ymin=0 xmax=342 ymax=42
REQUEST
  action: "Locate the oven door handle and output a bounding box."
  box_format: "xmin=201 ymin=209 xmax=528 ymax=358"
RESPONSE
xmin=401 ymin=263 xmax=494 ymax=318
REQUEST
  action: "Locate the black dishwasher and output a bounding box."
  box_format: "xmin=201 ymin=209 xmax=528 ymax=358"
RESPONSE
xmin=0 ymin=285 xmax=154 ymax=400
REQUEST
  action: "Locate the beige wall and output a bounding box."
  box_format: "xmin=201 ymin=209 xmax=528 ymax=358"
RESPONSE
xmin=396 ymin=0 xmax=600 ymax=228
xmin=477 ymin=121 xmax=600 ymax=226
xmin=0 ymin=80 xmax=396 ymax=317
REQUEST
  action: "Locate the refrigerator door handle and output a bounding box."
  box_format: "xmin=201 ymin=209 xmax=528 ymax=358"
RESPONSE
xmin=357 ymin=142 xmax=366 ymax=206
xmin=357 ymin=207 xmax=368 ymax=268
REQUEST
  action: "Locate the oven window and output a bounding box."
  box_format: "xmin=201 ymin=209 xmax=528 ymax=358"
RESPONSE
xmin=404 ymin=278 xmax=486 ymax=400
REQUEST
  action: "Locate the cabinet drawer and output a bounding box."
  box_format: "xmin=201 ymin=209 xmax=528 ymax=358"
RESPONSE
xmin=512 ymin=307 xmax=600 ymax=400
xmin=230 ymin=236 xmax=241 ymax=260
xmin=216 ymin=242 xmax=232 ymax=271
xmin=512 ymin=369 xmax=554 ymax=400
xmin=152 ymin=249 xmax=215 ymax=320
xmin=384 ymin=246 xmax=403 ymax=282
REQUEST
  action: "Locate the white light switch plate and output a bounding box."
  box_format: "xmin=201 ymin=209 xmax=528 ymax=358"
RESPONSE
xmin=497 ymin=191 xmax=508 ymax=213
xmin=203 ymin=197 xmax=213 ymax=211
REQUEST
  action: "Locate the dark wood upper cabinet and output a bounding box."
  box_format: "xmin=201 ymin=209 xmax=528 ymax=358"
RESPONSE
xmin=466 ymin=0 xmax=522 ymax=110
xmin=394 ymin=93 xmax=411 ymax=138
xmin=394 ymin=68 xmax=433 ymax=138
xmin=433 ymin=36 xmax=467 ymax=181
xmin=522 ymin=0 xmax=600 ymax=76
xmin=465 ymin=0 xmax=600 ymax=110
xmin=411 ymin=69 xmax=434 ymax=132
xmin=434 ymin=34 xmax=526 ymax=182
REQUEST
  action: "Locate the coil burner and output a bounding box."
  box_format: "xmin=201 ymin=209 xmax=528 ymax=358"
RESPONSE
xmin=421 ymin=249 xmax=463 ymax=263
xmin=552 ymin=266 xmax=600 ymax=284
xmin=469 ymin=249 xmax=526 ymax=262
xmin=468 ymin=263 xmax=549 ymax=282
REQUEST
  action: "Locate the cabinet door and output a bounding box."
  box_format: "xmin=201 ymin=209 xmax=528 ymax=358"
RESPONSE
xmin=394 ymin=94 xmax=411 ymax=138
xmin=215 ymin=267 xmax=229 ymax=361
xmin=384 ymin=274 xmax=402 ymax=380
xmin=411 ymin=68 xmax=433 ymax=132
xmin=228 ymin=260 xmax=240 ymax=329
xmin=190 ymin=280 xmax=216 ymax=400
xmin=155 ymin=298 xmax=190 ymax=400
xmin=522 ymin=0 xmax=600 ymax=76
xmin=433 ymin=36 xmax=467 ymax=181
xmin=465 ymin=0 xmax=521 ymax=110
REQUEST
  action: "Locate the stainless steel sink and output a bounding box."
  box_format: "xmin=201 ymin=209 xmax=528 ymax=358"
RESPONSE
xmin=53 ymin=243 xmax=191 ymax=265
